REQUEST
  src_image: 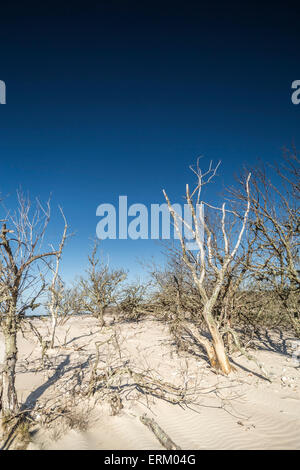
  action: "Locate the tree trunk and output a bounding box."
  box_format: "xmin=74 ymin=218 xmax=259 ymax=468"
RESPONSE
xmin=183 ymin=313 xmax=232 ymax=374
xmin=50 ymin=315 xmax=57 ymax=348
xmin=205 ymin=342 xmax=219 ymax=370
xmin=194 ymin=325 xmax=231 ymax=374
xmin=181 ymin=324 xmax=221 ymax=371
xmin=209 ymin=323 xmax=232 ymax=375
xmin=1 ymin=328 xmax=19 ymax=417
xmin=98 ymin=307 xmax=106 ymax=327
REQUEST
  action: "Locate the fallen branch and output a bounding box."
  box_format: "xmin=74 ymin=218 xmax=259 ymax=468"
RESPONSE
xmin=140 ymin=413 xmax=181 ymax=450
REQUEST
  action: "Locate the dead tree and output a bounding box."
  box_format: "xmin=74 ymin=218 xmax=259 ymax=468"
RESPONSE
xmin=163 ymin=160 xmax=251 ymax=374
xmin=46 ymin=208 xmax=69 ymax=348
xmin=0 ymin=193 xmax=68 ymax=419
xmin=230 ymin=149 xmax=300 ymax=335
xmin=78 ymin=242 xmax=127 ymax=326
xmin=148 ymin=250 xmax=201 ymax=324
xmin=118 ymin=281 xmax=149 ymax=322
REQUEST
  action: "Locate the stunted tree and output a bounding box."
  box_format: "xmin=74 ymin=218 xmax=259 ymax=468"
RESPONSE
xmin=163 ymin=160 xmax=251 ymax=374
xmin=203 ymin=211 xmax=260 ymax=350
xmin=231 ymin=149 xmax=300 ymax=335
xmin=46 ymin=208 xmax=69 ymax=348
xmin=149 ymin=249 xmax=201 ymax=323
xmin=0 ymin=193 xmax=68 ymax=419
xmin=119 ymin=281 xmax=149 ymax=322
xmin=78 ymin=242 xmax=127 ymax=326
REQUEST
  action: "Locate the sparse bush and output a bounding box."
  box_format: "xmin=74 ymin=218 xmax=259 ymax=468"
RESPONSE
xmin=118 ymin=281 xmax=149 ymax=322
xmin=76 ymin=242 xmax=127 ymax=326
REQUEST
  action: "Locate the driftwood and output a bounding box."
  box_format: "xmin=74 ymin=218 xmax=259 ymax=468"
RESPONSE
xmin=140 ymin=413 xmax=181 ymax=450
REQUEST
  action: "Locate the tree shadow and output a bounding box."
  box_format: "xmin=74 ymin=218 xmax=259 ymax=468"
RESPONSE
xmin=21 ymin=351 xmax=96 ymax=413
xmin=181 ymin=327 xmax=212 ymax=366
xmin=252 ymin=328 xmax=296 ymax=357
xmin=229 ymin=357 xmax=271 ymax=382
xmin=21 ymin=355 xmax=71 ymax=410
xmin=64 ymin=331 xmax=97 ymax=346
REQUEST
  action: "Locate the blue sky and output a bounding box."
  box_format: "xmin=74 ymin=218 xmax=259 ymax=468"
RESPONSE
xmin=0 ymin=2 xmax=299 ymax=284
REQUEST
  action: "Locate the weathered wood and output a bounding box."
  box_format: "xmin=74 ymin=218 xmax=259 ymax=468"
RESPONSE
xmin=2 ymin=324 xmax=19 ymax=415
xmin=140 ymin=413 xmax=181 ymax=450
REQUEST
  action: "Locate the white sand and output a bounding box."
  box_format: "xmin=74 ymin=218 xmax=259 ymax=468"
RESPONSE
xmin=1 ymin=316 xmax=299 ymax=450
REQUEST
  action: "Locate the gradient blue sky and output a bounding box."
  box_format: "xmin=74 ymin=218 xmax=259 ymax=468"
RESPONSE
xmin=0 ymin=2 xmax=299 ymax=284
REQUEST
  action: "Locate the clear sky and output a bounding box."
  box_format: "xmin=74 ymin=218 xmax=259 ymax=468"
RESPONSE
xmin=0 ymin=2 xmax=299 ymax=284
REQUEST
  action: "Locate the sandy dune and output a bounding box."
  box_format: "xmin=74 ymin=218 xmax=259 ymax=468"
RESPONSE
xmin=1 ymin=316 xmax=299 ymax=450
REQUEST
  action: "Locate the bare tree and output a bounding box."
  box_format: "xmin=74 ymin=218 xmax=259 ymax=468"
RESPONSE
xmin=230 ymin=149 xmax=300 ymax=335
xmin=148 ymin=249 xmax=201 ymax=324
xmin=46 ymin=208 xmax=69 ymax=348
xmin=163 ymin=160 xmax=251 ymax=374
xmin=118 ymin=281 xmax=149 ymax=322
xmin=0 ymin=193 xmax=68 ymax=419
xmin=77 ymin=242 xmax=127 ymax=326
xmin=49 ymin=284 xmax=83 ymax=326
